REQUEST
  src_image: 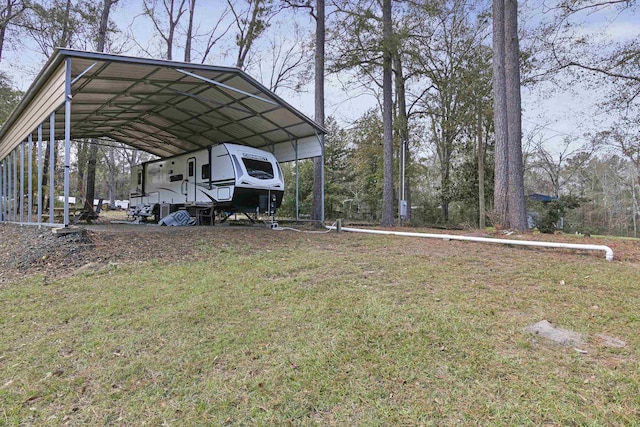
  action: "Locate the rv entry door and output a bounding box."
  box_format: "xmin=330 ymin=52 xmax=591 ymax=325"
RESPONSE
xmin=184 ymin=157 xmax=197 ymax=202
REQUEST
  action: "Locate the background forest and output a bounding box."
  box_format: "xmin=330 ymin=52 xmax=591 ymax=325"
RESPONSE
xmin=0 ymin=0 xmax=638 ymax=236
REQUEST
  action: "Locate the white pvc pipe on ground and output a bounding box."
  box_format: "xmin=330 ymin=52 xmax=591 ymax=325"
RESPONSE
xmin=326 ymin=226 xmax=614 ymax=261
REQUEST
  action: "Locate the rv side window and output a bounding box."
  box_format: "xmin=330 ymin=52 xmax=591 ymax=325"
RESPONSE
xmin=137 ymin=170 xmax=142 ymax=185
xmin=242 ymin=158 xmax=274 ymax=180
xmin=201 ymin=164 xmax=210 ymax=180
xmin=188 ymin=162 xmax=194 ymax=177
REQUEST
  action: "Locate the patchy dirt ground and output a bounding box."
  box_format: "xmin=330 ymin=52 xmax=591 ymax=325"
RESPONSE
xmin=0 ymin=221 xmax=289 ymax=284
xmin=1 ymin=220 xmax=638 ymax=285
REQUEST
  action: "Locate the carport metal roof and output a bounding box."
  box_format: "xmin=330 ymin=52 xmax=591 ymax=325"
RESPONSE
xmin=0 ymin=48 xmax=325 ymax=162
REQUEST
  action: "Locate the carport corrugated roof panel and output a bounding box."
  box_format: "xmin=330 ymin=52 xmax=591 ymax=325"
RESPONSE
xmin=0 ymin=49 xmax=325 ymax=161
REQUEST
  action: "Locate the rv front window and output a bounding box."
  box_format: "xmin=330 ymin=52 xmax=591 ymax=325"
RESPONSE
xmin=242 ymin=158 xmax=274 ymax=180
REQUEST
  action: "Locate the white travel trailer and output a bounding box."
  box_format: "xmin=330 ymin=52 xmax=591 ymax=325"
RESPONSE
xmin=130 ymin=143 xmax=284 ymax=222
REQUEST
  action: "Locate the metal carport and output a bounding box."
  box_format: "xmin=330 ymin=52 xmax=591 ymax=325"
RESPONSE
xmin=0 ymin=48 xmax=326 ymax=226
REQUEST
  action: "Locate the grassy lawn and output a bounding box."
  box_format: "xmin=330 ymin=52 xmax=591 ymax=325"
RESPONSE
xmin=1 ymin=230 xmax=639 ymax=426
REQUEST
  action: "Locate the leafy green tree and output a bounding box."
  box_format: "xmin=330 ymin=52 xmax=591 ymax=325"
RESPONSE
xmin=346 ymin=110 xmax=384 ymax=222
xmin=0 ymin=72 xmax=22 ymax=126
xmin=278 ymin=117 xmax=351 ymax=220
xmin=407 ymin=0 xmax=492 ymax=223
xmin=323 ymin=117 xmax=352 ymax=218
xmin=85 ymin=0 xmax=118 ymax=211
xmin=16 ymin=0 xmax=98 ymax=207
xmin=451 ymin=133 xmax=495 ymax=226
xmin=279 ymin=158 xmax=313 ymax=218
xmin=18 ymin=0 xmax=94 ymax=57
xmin=229 ymin=0 xmax=279 ymax=70
xmin=380 ymin=0 xmax=393 ymax=226
xmin=329 ymin=0 xmax=401 ymax=225
xmin=530 ymin=195 xmax=585 ymax=234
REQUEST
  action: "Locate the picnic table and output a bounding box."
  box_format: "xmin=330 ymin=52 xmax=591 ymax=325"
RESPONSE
xmin=44 ymin=201 xmax=101 ymax=224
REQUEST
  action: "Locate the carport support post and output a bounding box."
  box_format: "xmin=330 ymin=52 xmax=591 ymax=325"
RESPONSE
xmin=64 ymin=58 xmax=72 ymax=226
xmin=49 ymin=113 xmax=55 ymax=225
xmin=320 ymin=133 xmax=325 ymax=222
xmin=5 ymin=158 xmax=8 ymax=220
xmin=2 ymin=159 xmax=6 ymax=221
xmin=313 ymin=130 xmax=325 ymax=223
xmin=28 ymin=134 xmax=33 ymax=222
xmin=12 ymin=149 xmax=16 ymax=220
xmin=9 ymin=152 xmax=13 ymax=220
xmin=19 ymin=142 xmax=24 ymax=223
xmin=0 ymin=160 xmax=4 ymax=221
xmin=4 ymin=159 xmax=7 ymax=220
xmin=4 ymin=159 xmax=7 ymax=221
xmin=295 ymin=140 xmax=299 ymax=220
xmin=37 ymin=125 xmax=43 ymax=223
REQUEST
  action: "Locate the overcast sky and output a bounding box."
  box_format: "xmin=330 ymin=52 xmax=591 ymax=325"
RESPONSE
xmin=2 ymin=0 xmax=638 ymax=158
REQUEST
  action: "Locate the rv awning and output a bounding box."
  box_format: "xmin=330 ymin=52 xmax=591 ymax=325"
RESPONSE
xmin=0 ymin=49 xmax=325 ymax=162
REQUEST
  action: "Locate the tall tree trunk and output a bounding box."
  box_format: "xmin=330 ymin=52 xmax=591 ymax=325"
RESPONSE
xmin=632 ymin=171 xmax=638 ymax=238
xmin=184 ymin=0 xmax=196 ymax=62
xmin=143 ymin=0 xmax=187 ymax=61
xmin=393 ymin=51 xmax=410 ymax=224
xmin=505 ymin=0 xmax=527 ymax=230
xmin=311 ymin=0 xmax=325 ymax=221
xmin=85 ymin=142 xmax=99 ymax=205
xmin=381 ymin=0 xmax=394 ymax=227
xmin=0 ymin=0 xmax=13 ymax=61
xmin=441 ymin=164 xmax=450 ymax=222
xmin=0 ymin=1 xmax=29 ymax=61
xmin=108 ymin=146 xmax=116 ymax=207
xmin=492 ymin=0 xmax=508 ymax=228
xmin=76 ymin=140 xmax=88 ymax=199
xmin=441 ymin=201 xmax=449 ymax=223
xmin=85 ymin=0 xmax=115 ymax=208
xmin=42 ymin=145 xmax=49 ymax=198
xmin=165 ymin=0 xmax=182 ymax=60
xmin=233 ymin=0 xmax=265 ymax=69
xmin=61 ymin=0 xmax=72 ymax=45
xmin=42 ymin=141 xmax=56 ymax=208
xmin=97 ymin=0 xmax=115 ymax=51
xmin=477 ymin=99 xmax=485 ymax=229
xmin=36 ymin=0 xmax=73 ymax=208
